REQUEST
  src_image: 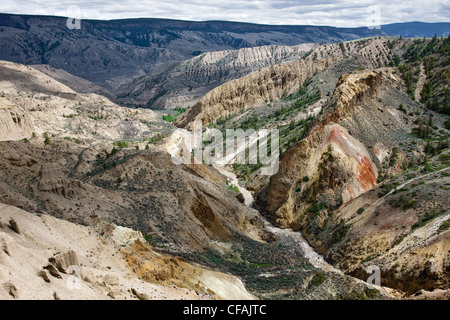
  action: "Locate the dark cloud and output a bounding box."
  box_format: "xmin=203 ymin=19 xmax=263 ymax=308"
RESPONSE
xmin=2 ymin=0 xmax=449 ymax=27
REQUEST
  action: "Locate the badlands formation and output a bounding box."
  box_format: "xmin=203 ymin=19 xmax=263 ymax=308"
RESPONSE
xmin=0 ymin=35 xmax=449 ymax=300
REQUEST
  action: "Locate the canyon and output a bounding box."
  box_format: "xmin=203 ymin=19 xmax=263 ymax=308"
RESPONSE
xmin=0 ymin=20 xmax=449 ymax=300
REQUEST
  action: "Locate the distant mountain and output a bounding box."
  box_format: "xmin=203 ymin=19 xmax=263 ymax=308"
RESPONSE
xmin=0 ymin=13 xmax=448 ymax=106
xmin=0 ymin=13 xmax=383 ymax=88
xmin=381 ymin=21 xmax=450 ymax=38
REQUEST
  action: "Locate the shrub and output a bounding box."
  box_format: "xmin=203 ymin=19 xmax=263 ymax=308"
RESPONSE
xmin=331 ymin=224 xmax=349 ymax=244
xmin=162 ymin=114 xmax=175 ymax=122
xmin=113 ymin=141 xmax=129 ymax=148
xmin=402 ymin=199 xmax=417 ymax=209
xmin=364 ymin=286 xmax=379 ymax=299
xmin=309 ymin=272 xmax=326 ymax=288
xmin=227 ymin=184 xmax=240 ymax=193
xmin=439 ymin=221 xmax=450 ymax=231
xmin=144 ymin=234 xmax=153 ymax=242
xmin=308 ymin=202 xmax=325 ymax=214
xmin=43 ymin=132 xmax=50 ymax=145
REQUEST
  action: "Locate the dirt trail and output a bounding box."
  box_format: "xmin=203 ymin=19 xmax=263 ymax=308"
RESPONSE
xmin=383 ymin=167 xmax=450 ymax=199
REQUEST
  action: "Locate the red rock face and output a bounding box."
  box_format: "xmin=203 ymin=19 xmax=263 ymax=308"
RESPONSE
xmin=325 ymin=124 xmax=378 ymax=201
xmin=266 ymin=72 xmax=385 ymax=215
xmin=357 ymin=156 xmax=378 ymax=191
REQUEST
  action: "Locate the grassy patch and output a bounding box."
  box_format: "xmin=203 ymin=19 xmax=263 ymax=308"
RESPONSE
xmin=308 ymin=272 xmax=326 ymax=288
xmin=331 ymin=223 xmax=350 ymax=244
xmin=439 ymin=220 xmax=450 ymax=231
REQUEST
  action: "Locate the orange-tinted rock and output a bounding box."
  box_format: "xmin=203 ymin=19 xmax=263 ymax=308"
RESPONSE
xmin=357 ymin=156 xmax=378 ymax=191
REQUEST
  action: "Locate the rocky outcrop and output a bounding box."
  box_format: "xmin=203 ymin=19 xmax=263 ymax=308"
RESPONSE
xmin=4 ymin=283 xmax=18 ymax=298
xmin=257 ymin=65 xmax=449 ymax=294
xmin=43 ymin=263 xmax=63 ymax=279
xmin=324 ymin=170 xmax=450 ymax=294
xmin=324 ymin=124 xmax=378 ymax=203
xmin=175 ymin=56 xmax=336 ymax=130
xmin=325 ymin=71 xmax=386 ymax=124
xmin=38 ymin=163 xmax=72 ymax=197
xmin=0 ymin=136 xmax=268 ymax=252
xmin=185 ymin=44 xmax=316 ymax=71
xmin=0 ymin=60 xmax=158 ymax=144
xmin=8 ymin=219 xmax=20 ymax=234
xmin=122 ymin=239 xmax=256 ymax=300
xmin=262 ymin=71 xmax=386 ymax=228
xmin=124 ymin=43 xmax=319 ymax=108
xmin=48 ymin=250 xmax=80 ymax=274
xmin=173 ymin=38 xmax=409 ymax=130
xmin=0 ymin=97 xmax=35 ymax=141
xmin=0 ymin=203 xmax=254 ymax=300
xmin=131 ymin=288 xmax=150 ymax=300
xmin=191 ymin=192 xmax=231 ymax=240
xmin=111 ymin=226 xmax=145 ymax=246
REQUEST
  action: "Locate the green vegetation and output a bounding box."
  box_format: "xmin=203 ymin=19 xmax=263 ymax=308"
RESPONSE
xmin=226 ymin=181 xmax=240 ymax=193
xmin=398 ymin=36 xmax=450 ymax=114
xmin=211 ymin=85 xmax=321 ymax=182
xmin=444 ymin=118 xmax=450 ymax=130
xmin=43 ymin=132 xmax=50 ymax=145
xmin=175 ymin=233 xmax=352 ymax=299
xmin=439 ymin=220 xmax=450 ymax=232
xmin=144 ymin=234 xmax=153 ymax=242
xmin=308 ymin=272 xmax=326 ymax=288
xmin=147 ymin=133 xmax=166 ymax=145
xmin=439 ymin=153 xmax=450 ymax=165
xmin=336 ymin=285 xmax=380 ymax=300
xmin=339 ymin=42 xmax=346 ymax=54
xmin=412 ymin=208 xmax=446 ymax=230
xmin=162 ymin=114 xmax=175 ymax=122
xmin=162 ymin=107 xmax=188 ymax=122
xmin=113 ymin=140 xmax=129 ymax=148
xmin=308 ymin=202 xmax=325 ymax=214
xmin=216 ymin=85 xmax=320 ymax=133
xmin=331 ymin=222 xmax=349 ymax=244
xmin=402 ymin=198 xmax=417 ymax=209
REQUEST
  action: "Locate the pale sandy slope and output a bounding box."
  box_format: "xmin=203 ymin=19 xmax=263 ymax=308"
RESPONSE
xmin=0 ymin=203 xmax=255 ymax=300
xmin=0 ymin=60 xmax=159 ymax=143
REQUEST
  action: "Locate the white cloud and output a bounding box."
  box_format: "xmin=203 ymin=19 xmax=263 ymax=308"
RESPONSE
xmin=1 ymin=0 xmax=449 ymax=27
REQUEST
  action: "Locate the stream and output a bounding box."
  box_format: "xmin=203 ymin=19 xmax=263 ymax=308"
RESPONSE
xmin=214 ymin=164 xmax=344 ymax=275
xmin=168 ymin=130 xmax=344 ymax=275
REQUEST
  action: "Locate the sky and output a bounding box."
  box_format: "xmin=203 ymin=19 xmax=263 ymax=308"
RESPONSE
xmin=1 ymin=0 xmax=449 ymax=27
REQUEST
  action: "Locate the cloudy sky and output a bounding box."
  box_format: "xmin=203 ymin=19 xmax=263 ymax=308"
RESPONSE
xmin=1 ymin=0 xmax=449 ymax=27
